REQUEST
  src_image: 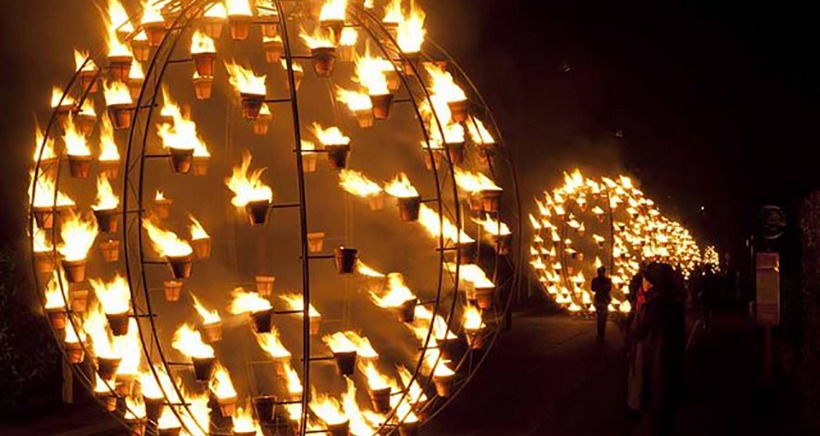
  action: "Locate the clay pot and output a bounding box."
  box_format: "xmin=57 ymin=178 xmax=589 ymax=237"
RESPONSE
xmin=93 ymin=208 xmax=118 ymax=233
xmin=75 ymin=113 xmax=97 ymax=136
xmin=302 ymin=152 xmax=317 ymax=173
xmin=368 ymin=193 xmax=385 ymax=211
xmin=333 ymin=350 xmax=357 ymax=376
xmin=475 ymin=286 xmax=494 ymax=310
xmin=325 ymin=143 xmax=350 ymax=169
xmin=166 ymin=254 xmax=193 ymax=279
xmin=69 ymin=288 xmax=89 ymax=313
xmin=145 ymin=396 xmax=164 ymax=422
xmin=255 ymin=276 xmax=275 ymax=297
xmin=393 ymin=298 xmax=417 ymax=323
xmin=107 ymin=312 xmax=130 ymax=336
xmin=97 ymin=356 xmax=122 ymax=380
xmin=164 ymin=280 xmax=183 ymax=302
xmin=191 ymin=237 xmax=211 ymax=259
xmin=307 ymin=232 xmax=325 ymax=253
xmin=241 ymin=93 xmax=265 ymax=120
xmin=478 ymin=189 xmax=503 ymax=213
xmin=192 ymin=156 xmax=209 ymax=176
xmin=264 ymin=39 xmax=284 ymax=63
xmin=78 ymin=70 xmax=99 ymax=94
xmin=62 ymin=258 xmax=88 ymax=283
xmin=168 ymin=147 xmax=194 ymax=174
xmin=46 ymin=307 xmax=67 ymax=330
xmin=193 ymin=76 xmax=213 ymax=100
xmin=369 ymin=387 xmax=391 ymax=413
xmin=447 ymin=99 xmax=469 ymax=123
xmin=99 ymin=160 xmax=119 ymax=179
xmin=108 ymin=55 xmax=133 ymax=82
xmin=354 ymin=109 xmax=374 ymax=128
xmin=253 ymin=113 xmax=272 ymax=136
xmin=433 ymin=373 xmax=454 ymax=397
xmin=108 ymin=104 xmax=133 ymax=130
xmin=326 ymin=420 xmax=350 ymax=436
xmin=310 ymin=47 xmax=336 ymax=77
xmin=125 ymin=417 xmax=147 ymax=436
xmin=201 ymin=321 xmax=223 ymax=343
xmin=228 ymin=15 xmax=251 ymax=41
xmin=334 ymin=247 xmax=358 ymax=274
xmin=402 ymin=52 xmax=421 ymax=75
xmin=65 ymin=341 xmax=85 ymax=363
xmin=251 ymin=309 xmax=274 ymax=333
xmin=217 ymin=395 xmax=237 ymax=417
xmin=370 ymin=93 xmax=394 ymax=120
xmin=34 ymin=251 xmax=56 ymax=275
xmin=245 ymin=199 xmax=271 ymax=225
xmin=131 ymin=39 xmax=150 ymax=62
xmin=153 ymin=198 xmax=172 ymax=219
xmin=144 ymin=22 xmax=166 ymax=47
xmin=253 ymin=396 xmax=276 ymax=424
xmin=199 ymin=16 xmax=224 ymax=39
xmin=397 ymin=196 xmax=421 ymax=222
xmin=32 ymin=206 xmax=55 ymax=229
xmin=192 ymin=52 xmax=216 ymax=77
xmin=192 ymin=356 xmax=216 ymax=382
xmin=444 ymin=142 xmax=465 ymax=165
xmin=100 ymin=240 xmax=120 ymax=262
xmin=67 ymin=155 xmax=92 ymax=179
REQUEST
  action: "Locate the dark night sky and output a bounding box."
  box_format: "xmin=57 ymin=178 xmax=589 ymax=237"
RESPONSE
xmin=1 ymin=0 xmax=818 ymax=257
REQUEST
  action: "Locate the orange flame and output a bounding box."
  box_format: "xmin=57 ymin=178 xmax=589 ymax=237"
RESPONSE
xmin=228 ymin=287 xmax=272 ymax=314
xmin=172 ymin=324 xmax=214 ymax=358
xmin=384 ymin=173 xmax=419 ymax=198
xmin=224 ymin=60 xmax=266 ymax=95
xmin=58 ymin=211 xmax=99 ymax=261
xmin=226 ymin=150 xmax=273 ymax=207
xmin=92 ymin=173 xmax=120 ymax=211
xmin=143 ymin=218 xmax=193 ymax=257
xmin=89 ymin=273 xmax=131 ymax=315
xmin=338 ymin=169 xmax=383 ymax=198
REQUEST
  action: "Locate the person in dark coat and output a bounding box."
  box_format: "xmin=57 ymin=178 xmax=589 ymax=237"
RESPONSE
xmin=591 ymin=266 xmax=613 ymax=341
xmin=628 ymin=262 xmax=685 ymax=436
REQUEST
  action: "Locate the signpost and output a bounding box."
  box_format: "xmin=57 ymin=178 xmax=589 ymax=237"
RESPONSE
xmin=756 ymin=251 xmax=780 ymax=386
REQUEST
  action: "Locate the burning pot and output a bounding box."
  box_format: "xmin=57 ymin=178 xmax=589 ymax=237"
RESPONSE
xmin=34 ymin=251 xmax=56 ymax=275
xmin=166 ymin=254 xmax=193 ymax=279
xmin=192 ymin=156 xmax=209 ymax=176
xmin=192 ymin=52 xmax=216 ymax=78
xmin=154 ymin=197 xmax=173 ymax=219
xmin=478 ymin=189 xmax=503 ymax=213
xmin=311 ymin=47 xmax=337 ymax=77
xmin=433 ymin=373 xmax=454 ymax=397
xmin=108 ymin=55 xmax=133 ymax=82
xmin=97 ymin=356 xmax=122 ymax=380
xmin=193 ymin=76 xmax=213 ymax=100
xmin=93 ymin=208 xmax=118 ymax=233
xmin=145 ymin=397 xmax=163 ymax=422
xmin=240 ymin=93 xmax=265 ymax=120
xmin=474 ymin=286 xmax=494 ymax=310
xmin=100 ymin=240 xmax=120 ymax=262
xmin=201 ymin=321 xmax=223 ymax=343
xmin=62 ymin=258 xmax=88 ymax=283
xmin=67 ymin=155 xmax=92 ymax=179
xmin=253 ymin=112 xmax=272 ymax=135
xmin=200 ymin=17 xmax=224 ymax=38
xmin=402 ymin=51 xmax=421 ymax=75
xmin=245 ymin=199 xmax=271 ymax=226
xmin=96 ymin=390 xmax=117 ymax=412
xmin=144 ymin=22 xmax=166 ymax=47
xmin=397 ymin=196 xmax=422 ymax=222
xmin=46 ymin=307 xmax=67 ymax=330
xmin=70 ymin=288 xmax=89 ymax=313
xmin=302 ymin=151 xmax=317 ymax=173
xmin=158 ymin=427 xmax=181 ymax=436
xmin=385 ymin=69 xmax=400 ymax=92
xmin=326 ymin=421 xmax=350 ymax=436
xmin=217 ymin=395 xmax=237 ymax=418
xmin=99 ymin=160 xmax=120 ymax=179
xmin=264 ymin=39 xmax=284 ymax=63
xmin=333 ymin=350 xmax=357 ymax=376
xmin=310 ymin=314 xmax=321 ymax=336
xmin=115 ymin=374 xmax=136 ymax=396
xmin=65 ymin=341 xmax=85 ymax=364
xmin=370 ymin=94 xmax=394 ymax=120
xmin=107 ymin=312 xmax=130 ymax=336
xmin=447 ymin=99 xmax=469 ymax=123
xmin=369 ymin=193 xmax=385 ymax=211
xmin=75 ymin=112 xmax=96 ymax=136
xmin=255 ymin=276 xmax=275 ymax=296
xmin=78 ymin=70 xmax=98 ymax=94
xmin=229 ymin=15 xmax=251 ymax=41
xmin=307 ymin=232 xmax=325 ymax=253
xmin=108 ymin=104 xmax=133 ymax=130
xmin=131 ymin=39 xmax=149 ymax=62
xmin=192 ymin=356 xmax=216 ymax=382
xmin=32 ymin=206 xmax=55 ymax=229
xmin=354 ymin=109 xmax=374 ymax=128
xmin=253 ymin=396 xmax=275 ymax=424
xmin=164 ymin=280 xmax=183 ymax=302
xmin=191 ymin=237 xmax=211 ymax=259
xmin=325 ymin=143 xmax=350 ymax=169
xmin=334 ymin=247 xmax=358 ymax=274
xmin=125 ymin=417 xmax=147 ymax=436
xmin=369 ymin=387 xmax=391 ymax=413
xmin=129 ymin=78 xmax=145 ymax=101
xmin=168 ymin=148 xmax=194 ymax=174
xmin=444 ymin=141 xmax=465 ymax=165
xmin=251 ymin=309 xmax=274 ymax=333
xmin=392 ymin=298 xmax=418 ymax=323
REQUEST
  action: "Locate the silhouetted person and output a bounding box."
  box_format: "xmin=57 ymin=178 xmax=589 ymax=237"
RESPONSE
xmin=628 ymin=262 xmax=685 ymax=436
xmin=591 ymin=266 xmax=613 ymax=341
xmin=700 ymin=267 xmax=718 ymax=328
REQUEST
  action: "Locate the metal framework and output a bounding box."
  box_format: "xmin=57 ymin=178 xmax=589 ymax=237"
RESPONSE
xmin=28 ymin=1 xmax=523 ymax=435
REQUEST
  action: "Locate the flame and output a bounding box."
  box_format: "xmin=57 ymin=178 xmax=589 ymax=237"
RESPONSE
xmin=181 ymin=390 xmax=211 ymax=436
xmin=339 ymin=169 xmax=382 ymax=198
xmin=472 ymin=215 xmax=511 ymax=236
xmin=156 ymin=98 xmax=209 ymax=156
xmin=189 ymin=293 xmax=221 ymax=325
xmin=356 ymin=260 xmax=385 ymax=278
xmin=157 ymin=405 xmax=182 ymax=431
xmin=279 ymin=293 xmax=321 ymax=319
xmin=467 ymin=116 xmax=495 ymax=145
xmin=65 ymin=318 xmax=85 ymax=345
xmin=98 ymin=113 xmax=120 ymax=162
xmin=359 ymin=360 xmax=391 ymax=391
xmin=94 ymin=375 xmax=113 ymax=394
xmin=140 ymin=365 xmax=179 ymax=402
xmin=453 ymin=167 xmax=501 ymax=193
xmin=256 ymin=328 xmax=291 ymax=359
xmin=339 ymin=27 xmax=358 ymax=46
xmin=204 ymin=2 xmax=227 ymax=18
xmin=74 ymin=49 xmax=97 ymax=73
xmin=103 ymin=3 xmax=134 ymax=58
xmin=300 ymin=25 xmax=335 ymax=49
xmin=370 ymin=273 xmax=416 ymax=308
xmin=107 ymin=0 xmax=134 ymax=33
xmin=322 ymin=331 xmax=357 ymax=354
xmin=384 ymin=172 xmax=419 ymax=198
xmin=33 ymin=122 xmax=56 ymax=163
xmin=115 ymin=319 xmax=141 ymax=377
xmin=103 ymin=81 xmax=133 ymax=106
xmin=355 ymin=50 xmax=389 ymax=96
xmin=282 ymin=361 xmax=303 ymax=395
xmin=343 ymin=331 xmax=379 ymax=359
xmin=172 ymin=324 xmax=214 ymax=358
xmin=51 ymin=86 xmax=75 ymax=108
xmin=28 ymin=169 xmax=74 ymax=209
xmin=188 ymin=214 xmax=209 ymax=240
xmin=43 ymin=270 xmax=66 ymax=309
xmin=383 ymin=0 xmax=402 ymax=23
xmin=64 ymin=116 xmax=91 ymax=157
xmin=417 ymin=204 xmax=474 ymax=245
xmin=228 ymin=287 xmax=272 ymax=314
xmin=463 ymin=305 xmax=485 ymax=331
xmin=209 ymin=362 xmax=237 ymax=400
xmin=396 ymin=2 xmax=426 ymax=53
xmin=191 ymin=30 xmax=216 ymax=54
xmin=92 ymin=173 xmax=120 ymax=211
xmin=319 ymin=0 xmax=346 ymax=22
xmin=233 ymin=405 xmax=262 ymax=435
xmin=58 ymin=211 xmax=98 ymax=261
xmin=341 ymin=378 xmax=377 ymax=436
xmin=450 ymin=263 xmax=494 ymax=289
xmin=225 ymin=60 xmax=266 ymax=95
xmin=311 ymin=122 xmax=350 ymax=145
xmin=396 ymin=366 xmax=427 ymax=405
xmin=129 ymin=60 xmax=144 ymax=83
xmin=140 ymin=0 xmax=165 ymax=25
xmin=84 ymin=301 xmax=120 ymax=359
xmin=280 ymin=59 xmax=304 ymax=73
xmin=226 ymin=0 xmax=252 ymax=16
xmin=124 ymin=396 xmax=146 ymax=420
xmin=89 ymin=274 xmax=131 ymax=315
xmin=414 ymin=305 xmax=457 ymax=340
xmin=226 ymin=150 xmax=274 ymax=207
xmin=425 ymin=63 xmax=466 ymax=104
xmin=310 ymin=388 xmax=348 ymax=426
xmin=335 ymin=86 xmax=372 ymax=112
xmin=143 ymin=218 xmax=192 ymax=257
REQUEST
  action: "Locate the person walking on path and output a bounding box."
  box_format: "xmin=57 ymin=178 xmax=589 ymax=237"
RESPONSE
xmin=627 ymin=262 xmax=686 ymax=436
xmin=591 ymin=266 xmax=613 ymax=341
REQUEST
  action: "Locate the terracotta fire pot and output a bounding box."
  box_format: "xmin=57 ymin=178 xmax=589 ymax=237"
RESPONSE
xmin=478 ymin=189 xmax=503 ymax=213
xmin=218 ymin=395 xmax=237 ymax=417
xmin=369 ymin=387 xmax=391 ymax=413
xmin=393 ymin=298 xmax=418 ymax=323
xmin=433 ymin=373 xmax=454 ymax=397
xmin=264 ymin=39 xmax=284 ymax=63
xmin=354 ymin=109 xmax=374 ymax=128
xmin=62 ymin=258 xmax=88 ymax=283
xmin=192 ymin=52 xmax=216 ymax=78
xmin=261 ymin=21 xmax=278 ymax=38
xmin=158 ymin=427 xmax=181 ymax=436
xmin=201 ymin=321 xmax=223 ymax=343
xmin=385 ymin=69 xmax=400 ymax=92
xmin=307 ymin=232 xmax=325 ymax=253
xmin=108 ymin=55 xmax=133 ymax=82
xmin=68 ymin=155 xmax=92 ymax=179
xmin=93 ymin=208 xmax=118 ymax=233
xmin=46 ymin=307 xmax=67 ymax=330
xmin=191 ymin=237 xmax=211 ymax=259
xmin=35 ymin=251 xmax=56 ymax=275
xmin=241 ymin=93 xmax=265 ymax=120
xmin=255 ymin=276 xmax=275 ymax=297
xmin=166 ymin=254 xmax=193 ymax=279
xmin=333 ymin=350 xmax=357 ymax=376
xmin=78 ymin=70 xmax=98 ymax=94
xmin=251 ymin=308 xmax=274 ymax=333
xmin=397 ymin=196 xmax=421 ymax=222
xmin=193 ymin=76 xmax=213 ymax=100
xmin=474 ymin=286 xmax=494 ymax=310
xmin=368 ymin=193 xmax=385 ymax=211
xmin=100 ymin=240 xmax=120 ymax=262
xmin=145 ymin=396 xmax=163 ymax=422
xmin=253 ymin=396 xmax=275 ymax=424
xmin=107 ymin=312 xmax=130 ymax=336
xmin=326 ymin=420 xmax=350 ymax=436
xmin=169 ymin=147 xmax=194 ymax=174
xmin=125 ymin=417 xmax=147 ymax=436
xmin=253 ymin=114 xmax=272 ymax=136
xmin=131 ymin=39 xmax=149 ymax=62
xmin=370 ymin=93 xmax=394 ymax=120
xmin=444 ymin=142 xmax=465 ymax=165
xmin=144 ymin=22 xmax=166 ymax=47
xmin=334 ymin=247 xmax=358 ymax=274
xmin=228 ymin=15 xmax=251 ymax=41
xmin=192 ymin=156 xmax=209 ymax=176
xmin=65 ymin=341 xmax=85 ymax=364
xmin=99 ymin=160 xmax=120 ymax=179
xmin=108 ymin=104 xmax=133 ymax=130
xmin=164 ymin=280 xmax=183 ymax=302
xmin=447 ymin=99 xmax=469 ymax=123
xmin=192 ymin=356 xmax=216 ymax=382
xmin=310 ymin=315 xmax=321 ymax=336
xmin=69 ymin=288 xmax=89 ymax=313
xmin=76 ymin=113 xmax=96 ymax=136
xmin=97 ymin=391 xmax=117 ymax=412
xmin=200 ymin=17 xmax=224 ymax=39
xmin=245 ymin=199 xmax=271 ymax=226
xmin=97 ymin=356 xmax=122 ymax=380
xmin=311 ymin=47 xmax=336 ymax=77
xmin=302 ymin=152 xmax=317 ymax=173
xmin=154 ymin=198 xmax=172 ymax=219
xmin=32 ymin=206 xmax=55 ymax=229
xmin=402 ymin=52 xmax=421 ymax=75
xmin=325 ymin=143 xmax=351 ymax=169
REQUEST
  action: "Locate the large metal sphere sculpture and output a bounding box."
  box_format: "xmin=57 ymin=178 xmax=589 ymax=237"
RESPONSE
xmin=529 ymin=170 xmax=700 ymax=314
xmin=27 ymin=0 xmax=522 ymax=435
